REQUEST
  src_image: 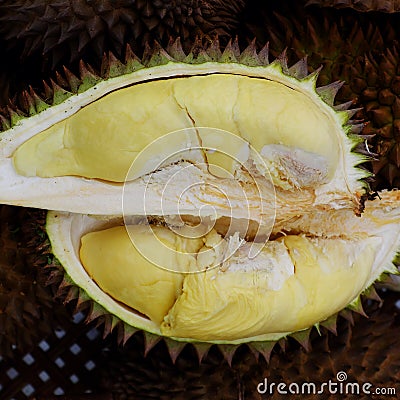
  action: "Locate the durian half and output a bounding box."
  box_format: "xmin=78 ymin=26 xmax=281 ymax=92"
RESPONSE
xmin=0 ymin=39 xmax=397 ymax=347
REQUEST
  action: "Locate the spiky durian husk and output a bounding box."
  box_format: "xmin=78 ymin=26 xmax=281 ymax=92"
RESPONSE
xmin=306 ymin=0 xmax=400 ymax=13
xmin=0 ymin=0 xmax=245 ymax=65
xmin=99 ymin=290 xmax=400 ymax=399
xmin=345 ymin=46 xmax=400 ymax=189
xmin=0 ymin=37 xmax=11 ymax=105
xmin=0 ymin=1 xmax=246 ymax=108
xmin=0 ymin=205 xmax=69 ymax=358
xmin=247 ymin=1 xmax=398 ymax=83
xmin=245 ymin=2 xmax=397 ymax=102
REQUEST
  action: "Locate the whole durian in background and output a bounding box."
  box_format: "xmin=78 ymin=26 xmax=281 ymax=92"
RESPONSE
xmin=0 ymin=205 xmax=70 ymax=358
xmin=0 ymin=0 xmax=245 ymax=105
xmin=307 ymin=0 xmax=400 ymax=12
xmin=245 ymin=0 xmax=400 ymax=189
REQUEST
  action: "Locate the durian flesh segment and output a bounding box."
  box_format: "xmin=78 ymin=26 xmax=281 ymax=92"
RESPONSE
xmin=13 ymin=74 xmax=337 ymax=186
xmin=162 ymin=235 xmax=379 ymax=341
xmin=79 ymin=224 xmax=209 ymax=324
xmin=79 ymin=220 xmax=379 ymax=341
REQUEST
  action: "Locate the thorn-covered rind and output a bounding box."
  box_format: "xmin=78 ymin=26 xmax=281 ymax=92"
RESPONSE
xmin=248 ymin=341 xmax=276 ymax=363
xmin=238 ymin=39 xmax=259 ymax=67
xmin=21 ymin=90 xmax=36 ymax=116
xmin=78 ymin=60 xmax=102 ymax=93
xmin=258 ymin=43 xmax=270 ymax=66
xmin=166 ymin=37 xmax=186 ymax=62
xmin=288 ymin=57 xmax=309 ymax=80
xmin=29 ymin=87 xmax=49 ymax=113
xmin=143 ymin=331 xmax=163 ymax=356
xmin=50 ymin=79 xmax=73 ymax=105
xmin=193 ymin=342 xmax=212 ymax=363
xmin=144 ymin=41 xmax=174 ymax=67
xmin=124 ymin=44 xmax=145 ymax=73
xmin=218 ymin=344 xmax=238 ymax=366
xmin=165 ymin=338 xmax=187 ymax=364
xmin=306 ymin=0 xmax=400 ymax=13
xmin=219 ymin=38 xmax=239 ymax=63
xmin=316 ymin=81 xmax=345 ymax=106
xmin=290 ymin=329 xmax=312 ymax=352
xmin=117 ymin=323 xmax=138 ymax=346
xmin=206 ymin=37 xmax=222 ymax=61
xmin=319 ymin=314 xmax=339 ymax=335
xmin=7 ymin=106 xmax=25 ymax=128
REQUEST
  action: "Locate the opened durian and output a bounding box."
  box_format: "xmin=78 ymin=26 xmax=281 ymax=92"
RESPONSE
xmin=1 ymin=39 xmax=398 ymax=348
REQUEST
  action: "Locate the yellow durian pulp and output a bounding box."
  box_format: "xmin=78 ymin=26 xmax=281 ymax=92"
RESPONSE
xmin=76 ymin=201 xmax=394 ymax=342
xmin=162 ymin=235 xmax=377 ymax=340
xmin=13 ymin=74 xmax=337 ymax=187
xmin=80 ymin=224 xmax=213 ymax=324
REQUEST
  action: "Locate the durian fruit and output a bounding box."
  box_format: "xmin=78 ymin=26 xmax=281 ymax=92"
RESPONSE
xmin=0 ymin=40 xmax=397 ymax=350
xmin=345 ymin=46 xmax=400 ymax=190
xmin=0 ymin=205 xmax=69 ymax=358
xmin=0 ymin=1 xmax=246 ymax=108
xmin=306 ymin=0 xmax=400 ymax=13
xmin=0 ymin=0 xmax=245 ymax=65
xmin=247 ymin=0 xmax=398 ymax=85
xmin=245 ymin=2 xmax=400 ymax=189
xmin=0 ymin=38 xmax=12 ymax=106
